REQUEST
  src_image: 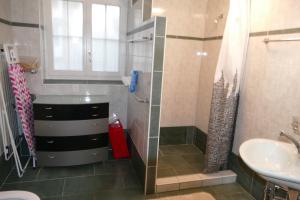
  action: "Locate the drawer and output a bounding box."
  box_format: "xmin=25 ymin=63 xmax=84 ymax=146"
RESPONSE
xmin=34 ymin=118 xmax=108 ymax=136
xmin=37 ymin=148 xmax=108 ymax=166
xmin=33 ymin=103 xmax=109 ymax=120
xmin=35 ymin=133 xmax=108 ymax=151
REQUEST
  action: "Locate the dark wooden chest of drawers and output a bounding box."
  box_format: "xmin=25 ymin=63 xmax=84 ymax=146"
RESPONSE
xmin=33 ymin=95 xmax=109 ymax=166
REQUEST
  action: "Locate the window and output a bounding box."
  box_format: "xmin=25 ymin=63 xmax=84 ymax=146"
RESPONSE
xmin=43 ymin=0 xmax=125 ymax=80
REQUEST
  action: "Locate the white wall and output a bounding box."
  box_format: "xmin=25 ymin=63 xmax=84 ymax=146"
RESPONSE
xmin=232 ymin=0 xmax=300 ymax=154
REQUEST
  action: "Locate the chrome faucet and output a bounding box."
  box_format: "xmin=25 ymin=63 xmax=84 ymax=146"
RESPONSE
xmin=280 ymin=131 xmax=300 ymax=154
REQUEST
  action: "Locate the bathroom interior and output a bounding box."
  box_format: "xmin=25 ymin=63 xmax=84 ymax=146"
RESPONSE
xmin=0 ymin=0 xmax=300 ymax=200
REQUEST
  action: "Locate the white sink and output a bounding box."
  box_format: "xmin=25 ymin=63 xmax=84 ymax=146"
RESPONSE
xmin=240 ymin=138 xmax=300 ymax=190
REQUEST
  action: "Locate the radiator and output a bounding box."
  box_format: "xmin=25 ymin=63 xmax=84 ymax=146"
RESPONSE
xmin=0 ymin=52 xmax=21 ymax=154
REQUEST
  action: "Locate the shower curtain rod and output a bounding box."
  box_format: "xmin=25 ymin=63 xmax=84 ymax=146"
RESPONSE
xmin=264 ymin=37 xmax=300 ymax=43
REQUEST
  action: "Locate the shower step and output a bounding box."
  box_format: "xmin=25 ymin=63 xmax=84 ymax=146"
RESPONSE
xmin=156 ymin=170 xmax=237 ymax=193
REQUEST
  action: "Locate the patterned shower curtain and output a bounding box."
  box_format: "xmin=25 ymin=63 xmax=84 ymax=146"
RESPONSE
xmin=204 ymin=0 xmax=250 ymax=173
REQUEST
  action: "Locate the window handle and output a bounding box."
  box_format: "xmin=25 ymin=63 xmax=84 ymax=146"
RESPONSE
xmin=88 ymin=51 xmax=92 ymax=63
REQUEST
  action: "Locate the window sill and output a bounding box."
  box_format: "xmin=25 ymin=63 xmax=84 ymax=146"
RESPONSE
xmin=43 ymin=79 xmax=123 ymax=85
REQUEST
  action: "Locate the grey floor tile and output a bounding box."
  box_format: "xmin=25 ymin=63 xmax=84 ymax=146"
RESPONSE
xmin=38 ymin=164 xmax=94 ymax=180
xmin=63 ymin=193 xmax=94 ymax=200
xmin=63 ymin=174 xmax=124 ymax=195
xmin=1 ymin=179 xmax=64 ymax=198
xmin=211 ymin=183 xmax=245 ymax=195
xmin=94 ymin=159 xmax=132 ymax=175
xmin=5 ymin=167 xmax=40 ymax=183
xmin=43 ymin=197 xmax=63 ymax=200
xmin=123 ymin=170 xmax=143 ymax=189
xmin=225 ymin=192 xmax=255 ymax=200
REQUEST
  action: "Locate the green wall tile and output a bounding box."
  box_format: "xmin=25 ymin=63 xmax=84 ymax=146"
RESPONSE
xmin=151 ymin=72 xmax=162 ymax=105
xmin=148 ymin=138 xmax=158 ymax=167
xmin=150 ymin=106 xmax=160 ymax=137
xmin=155 ymin=17 xmax=166 ymax=37
xmin=153 ymin=37 xmax=165 ymax=71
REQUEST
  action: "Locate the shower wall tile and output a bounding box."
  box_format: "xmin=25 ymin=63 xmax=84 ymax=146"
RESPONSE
xmin=195 ymin=39 xmax=222 ymax=133
xmin=10 ymin=0 xmax=39 ymax=24
xmin=146 ymin=166 xmax=157 ymax=194
xmin=153 ymin=37 xmax=165 ymax=71
xmin=232 ymin=32 xmax=300 ymax=154
xmin=160 ymin=38 xmax=203 ymax=127
xmin=127 ymin=0 xmax=143 ymax=32
xmin=149 ymin=106 xmax=160 ymax=137
xmin=155 ymin=17 xmax=166 ymax=37
xmin=147 ymin=138 xmax=158 ymax=167
xmin=151 ymin=72 xmax=162 ymax=105
xmin=152 ymin=0 xmax=207 ymax=38
xmin=0 ymin=23 xmax=12 ymax=44
xmin=250 ymin=0 xmax=300 ymax=33
xmin=143 ymin=0 xmax=152 ymax=22
xmin=204 ymin=0 xmax=229 ymax=38
xmin=0 ymin=0 xmax=11 ymax=20
xmin=159 ymin=127 xmax=187 ymax=145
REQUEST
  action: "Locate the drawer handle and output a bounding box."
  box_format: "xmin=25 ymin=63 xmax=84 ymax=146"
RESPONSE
xmin=91 ymin=152 xmax=98 ymax=156
xmin=92 ymin=114 xmax=99 ymax=117
xmin=47 ymin=140 xmax=54 ymax=144
xmin=45 ymin=115 xmax=53 ymax=118
xmin=48 ymin=155 xmax=55 ymax=159
xmin=91 ymin=106 xmax=99 ymax=109
xmin=44 ymin=107 xmax=52 ymax=110
xmin=91 ymin=138 xmax=98 ymax=141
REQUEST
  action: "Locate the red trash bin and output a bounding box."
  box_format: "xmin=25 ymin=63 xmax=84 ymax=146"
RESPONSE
xmin=109 ymin=117 xmax=130 ymax=159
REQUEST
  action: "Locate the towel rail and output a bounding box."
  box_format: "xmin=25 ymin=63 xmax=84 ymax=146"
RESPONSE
xmin=134 ymin=94 xmax=149 ymax=103
xmin=264 ymin=37 xmax=300 ymax=43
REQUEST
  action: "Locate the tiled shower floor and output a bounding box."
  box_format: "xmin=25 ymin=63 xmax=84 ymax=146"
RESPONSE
xmin=158 ymin=144 xmax=205 ymax=177
xmin=156 ymin=145 xmax=238 ymax=193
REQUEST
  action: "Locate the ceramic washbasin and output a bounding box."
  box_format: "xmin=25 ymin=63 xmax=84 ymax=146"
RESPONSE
xmin=240 ymin=138 xmax=300 ymax=190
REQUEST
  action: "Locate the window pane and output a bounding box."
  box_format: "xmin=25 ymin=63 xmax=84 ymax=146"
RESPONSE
xmin=92 ymin=39 xmax=105 ymax=71
xmin=68 ymin=2 xmax=83 ymax=37
xmin=51 ymin=0 xmax=83 ymax=71
xmin=92 ymin=4 xmax=105 ymax=39
xmin=105 ymin=40 xmax=119 ymax=72
xmin=52 ymin=0 xmax=68 ymax=35
xmin=92 ymin=4 xmax=120 ymax=72
xmin=69 ymin=37 xmax=83 ymax=71
xmin=106 ymin=6 xmax=120 ymax=40
xmin=53 ymin=36 xmax=68 ymax=70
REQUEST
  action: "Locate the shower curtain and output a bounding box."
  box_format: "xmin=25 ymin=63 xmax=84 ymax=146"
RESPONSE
xmin=204 ymin=0 xmax=250 ymax=173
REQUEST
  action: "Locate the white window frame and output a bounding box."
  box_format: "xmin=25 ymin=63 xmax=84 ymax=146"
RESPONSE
xmin=43 ymin=0 xmax=127 ymax=81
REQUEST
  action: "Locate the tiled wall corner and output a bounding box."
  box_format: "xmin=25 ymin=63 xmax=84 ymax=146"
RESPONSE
xmin=159 ymin=127 xmax=187 ymax=145
xmin=193 ymin=128 xmax=207 ymax=154
xmin=159 ymin=126 xmax=207 ymax=152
